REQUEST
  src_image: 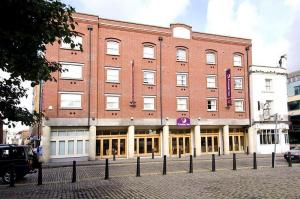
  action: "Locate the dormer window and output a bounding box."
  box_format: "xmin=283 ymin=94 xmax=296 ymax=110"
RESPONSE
xmin=176 ymin=48 xmax=187 ymax=62
xmin=206 ymin=52 xmax=216 ymax=64
xmin=233 ymin=54 xmax=242 ymax=67
xmin=107 ymin=40 xmax=120 ymax=55
xmin=143 ymin=45 xmax=155 ymax=59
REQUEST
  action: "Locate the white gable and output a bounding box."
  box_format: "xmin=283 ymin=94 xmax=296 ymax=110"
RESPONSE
xmin=173 ymin=27 xmax=190 ymax=39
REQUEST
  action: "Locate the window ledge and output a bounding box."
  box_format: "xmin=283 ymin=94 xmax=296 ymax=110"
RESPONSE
xmin=177 ymin=110 xmax=189 ymax=112
xmin=234 ymin=88 xmax=243 ymax=90
xmin=143 ymin=109 xmax=156 ymax=111
xmin=233 ymin=65 xmax=243 ymax=67
xmin=60 ymin=78 xmax=84 ymax=81
xmin=235 ymin=111 xmax=245 ymax=113
xmin=106 ymin=81 xmax=120 ymax=84
xmin=207 ymin=110 xmax=217 ymax=112
xmin=143 ymin=57 xmax=156 ymax=60
xmin=106 ymin=53 xmax=120 ymax=56
xmin=176 ymin=60 xmax=188 ymax=63
xmin=106 ymin=109 xmax=120 ymax=111
xmin=60 ymin=47 xmax=81 ymax=51
xmin=60 ymin=107 xmax=82 ymax=110
xmin=176 ymin=85 xmax=188 ymax=87
xmin=207 ymin=87 xmax=217 ymax=89
xmin=206 ymin=63 xmax=216 ymax=65
xmin=143 ymin=83 xmax=156 ymax=86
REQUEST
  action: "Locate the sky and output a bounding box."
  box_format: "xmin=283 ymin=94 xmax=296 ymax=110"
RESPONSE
xmin=5 ymin=0 xmax=300 ymax=132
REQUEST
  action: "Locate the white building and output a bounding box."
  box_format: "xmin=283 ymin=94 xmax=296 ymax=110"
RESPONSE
xmin=248 ymin=65 xmax=290 ymax=154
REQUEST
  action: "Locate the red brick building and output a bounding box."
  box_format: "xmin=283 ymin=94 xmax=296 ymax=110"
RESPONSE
xmin=39 ymin=13 xmax=252 ymax=162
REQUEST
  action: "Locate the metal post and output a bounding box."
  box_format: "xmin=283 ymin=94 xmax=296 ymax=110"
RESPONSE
xmin=218 ymin=147 xmax=221 ymax=156
xmin=253 ymin=152 xmax=257 ymax=170
xmin=9 ymin=163 xmax=15 ymax=187
xmin=38 ymin=162 xmax=42 ymax=185
xmin=212 ymin=154 xmax=216 ymax=172
xmin=179 ymin=148 xmax=181 ymax=158
xmin=193 ymin=148 xmax=196 ymax=158
xmin=247 ymin=146 xmax=249 ymax=155
xmin=72 ymin=161 xmax=76 ymax=183
xmin=273 ymin=114 xmax=278 ymax=167
xmin=163 ymin=155 xmax=167 ymax=175
xmin=272 ymin=152 xmax=275 ymax=168
xmin=113 ymin=148 xmax=116 ymax=161
xmin=136 ymin=157 xmax=141 ymax=177
xmin=233 ymin=153 xmax=237 ymax=170
xmin=288 ymin=152 xmax=292 ymax=167
xmin=152 ymin=148 xmax=154 ymax=159
xmin=189 ymin=155 xmax=193 ymax=173
xmin=105 ymin=159 xmax=109 ymax=180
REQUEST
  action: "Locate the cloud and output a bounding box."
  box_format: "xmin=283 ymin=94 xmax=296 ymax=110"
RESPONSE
xmin=205 ymin=0 xmax=299 ymax=70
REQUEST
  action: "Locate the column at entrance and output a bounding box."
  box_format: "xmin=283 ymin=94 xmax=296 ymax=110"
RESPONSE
xmin=128 ymin=125 xmax=135 ymax=158
xmin=194 ymin=125 xmax=201 ymax=156
xmin=162 ymin=125 xmax=169 ymax=156
xmin=223 ymin=125 xmax=229 ymax=155
xmin=41 ymin=125 xmax=51 ymax=163
xmin=89 ymin=125 xmax=96 ymax=160
xmin=248 ymin=126 xmax=255 ymax=154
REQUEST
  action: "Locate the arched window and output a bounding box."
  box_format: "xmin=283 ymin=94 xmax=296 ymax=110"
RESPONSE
xmin=143 ymin=44 xmax=155 ymax=59
xmin=106 ymin=40 xmax=120 ymax=55
xmin=176 ymin=47 xmax=187 ymax=62
xmin=61 ymin=35 xmax=82 ymax=50
xmin=206 ymin=51 xmax=217 ymax=64
xmin=233 ymin=53 xmax=243 ymax=67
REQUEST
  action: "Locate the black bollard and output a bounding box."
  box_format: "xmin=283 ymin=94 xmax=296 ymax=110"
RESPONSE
xmin=233 ymin=153 xmax=237 ymax=170
xmin=152 ymin=148 xmax=154 ymax=159
xmin=193 ymin=148 xmax=196 ymax=158
xmin=212 ymin=154 xmax=216 ymax=172
xmin=9 ymin=163 xmax=15 ymax=187
xmin=247 ymin=146 xmax=249 ymax=155
xmin=272 ymin=152 xmax=275 ymax=168
xmin=105 ymin=159 xmax=109 ymax=180
xmin=38 ymin=162 xmax=43 ymax=185
xmin=253 ymin=152 xmax=257 ymax=170
xmin=72 ymin=161 xmax=76 ymax=183
xmin=113 ymin=148 xmax=116 ymax=161
xmin=179 ymin=148 xmax=181 ymax=158
xmin=288 ymin=152 xmax=292 ymax=167
xmin=136 ymin=157 xmax=141 ymax=177
xmin=218 ymin=147 xmax=221 ymax=156
xmin=163 ymin=155 xmax=167 ymax=175
xmin=189 ymin=155 xmax=193 ymax=173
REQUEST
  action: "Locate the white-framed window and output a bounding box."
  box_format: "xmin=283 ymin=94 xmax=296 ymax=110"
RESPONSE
xmin=206 ymin=75 xmax=216 ymax=88
xmin=284 ymin=134 xmax=289 ymax=144
xmin=234 ymin=77 xmax=243 ymax=90
xmin=143 ymin=45 xmax=155 ymax=59
xmin=259 ymin=129 xmax=279 ymax=145
xmin=60 ymin=93 xmax=82 ymax=109
xmin=235 ymin=99 xmax=244 ymax=112
xmin=106 ymin=95 xmax=120 ymax=110
xmin=143 ymin=71 xmax=155 ymax=85
xmin=60 ymin=62 xmax=83 ymax=79
xmin=233 ymin=54 xmax=242 ymax=67
xmin=59 ymin=141 xmax=65 ymax=155
xmin=176 ymin=73 xmax=188 ymax=86
xmin=265 ymin=79 xmax=272 ymax=92
xmin=106 ymin=40 xmax=120 ymax=55
xmin=206 ymin=52 xmax=216 ymax=64
xmin=61 ymin=36 xmax=82 ymax=50
xmin=143 ymin=96 xmax=155 ymax=110
xmin=207 ymin=98 xmax=217 ymax=111
xmin=176 ymin=48 xmax=187 ymax=62
xmin=177 ymin=97 xmax=188 ymax=111
xmin=106 ymin=68 xmax=120 ymax=83
xmin=50 ymin=141 xmax=56 ymax=156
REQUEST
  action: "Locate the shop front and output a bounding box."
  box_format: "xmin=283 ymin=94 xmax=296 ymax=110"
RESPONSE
xmin=169 ymin=129 xmax=191 ymax=156
xmin=201 ymin=129 xmax=219 ymax=154
xmin=229 ymin=128 xmax=245 ymax=152
xmin=134 ymin=129 xmax=160 ymax=157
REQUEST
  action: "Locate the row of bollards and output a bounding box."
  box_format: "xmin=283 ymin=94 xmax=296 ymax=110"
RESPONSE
xmin=10 ymin=151 xmax=294 ymax=187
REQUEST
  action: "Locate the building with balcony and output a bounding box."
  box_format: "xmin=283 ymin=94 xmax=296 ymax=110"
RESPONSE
xmin=287 ymin=70 xmax=300 ymax=144
xmin=248 ymin=65 xmax=289 ymax=154
xmin=38 ymin=13 xmax=253 ymax=162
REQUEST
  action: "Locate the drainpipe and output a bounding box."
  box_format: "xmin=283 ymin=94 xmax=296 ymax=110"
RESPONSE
xmin=87 ymin=25 xmax=93 ymax=126
xmin=246 ymin=46 xmax=251 ymax=126
xmin=158 ymin=37 xmax=163 ymax=126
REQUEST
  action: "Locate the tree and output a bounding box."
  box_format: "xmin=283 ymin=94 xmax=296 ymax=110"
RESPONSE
xmin=0 ymin=0 xmax=80 ymax=130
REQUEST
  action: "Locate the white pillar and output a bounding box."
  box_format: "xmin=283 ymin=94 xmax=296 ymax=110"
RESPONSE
xmin=162 ymin=125 xmax=169 ymax=157
xmin=218 ymin=128 xmax=223 ymax=154
xmin=194 ymin=125 xmax=201 ymax=156
xmin=41 ymin=125 xmax=50 ymax=163
xmin=248 ymin=126 xmax=255 ymax=154
xmin=127 ymin=125 xmax=135 ymax=158
xmin=223 ymin=125 xmax=230 ymax=155
xmin=89 ymin=125 xmax=96 ymax=160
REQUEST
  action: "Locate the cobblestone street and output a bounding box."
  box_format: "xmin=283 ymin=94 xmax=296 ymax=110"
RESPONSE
xmin=1 ymin=155 xmax=299 ymax=198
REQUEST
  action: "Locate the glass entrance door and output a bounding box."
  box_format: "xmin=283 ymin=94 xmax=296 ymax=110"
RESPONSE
xmin=96 ymin=137 xmax=127 ymax=158
xmin=229 ymin=128 xmax=245 ymax=152
xmin=169 ymin=135 xmax=191 ymax=156
xmin=134 ymin=136 xmax=160 ymax=156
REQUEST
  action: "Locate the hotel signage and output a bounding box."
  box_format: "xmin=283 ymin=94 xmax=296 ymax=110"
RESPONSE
xmin=226 ymin=69 xmax=232 ymax=106
xmin=177 ymin=117 xmax=190 ymax=126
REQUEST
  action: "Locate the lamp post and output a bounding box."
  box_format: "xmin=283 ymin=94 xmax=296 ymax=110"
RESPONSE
xmin=273 ymin=113 xmax=278 ymax=168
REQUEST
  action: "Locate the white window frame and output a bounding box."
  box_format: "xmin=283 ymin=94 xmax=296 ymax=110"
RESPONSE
xmin=233 ymin=54 xmax=242 ymax=67
xmin=143 ymin=96 xmax=156 ymax=110
xmin=234 ymin=99 xmax=244 ymax=112
xmin=206 ymin=52 xmax=216 ymax=64
xmin=105 ymin=94 xmax=120 ymax=110
xmin=143 ymin=70 xmax=155 ymax=85
xmin=206 ymin=75 xmax=216 ymax=88
xmin=176 ymin=73 xmax=188 ymax=87
xmin=234 ymin=77 xmax=243 ymax=90
xmin=177 ymin=97 xmax=188 ymax=111
xmin=60 ymin=62 xmax=83 ymax=80
xmin=106 ymin=40 xmax=120 ymax=55
xmin=143 ymin=45 xmax=155 ymax=59
xmin=106 ymin=67 xmax=120 ymax=83
xmin=60 ymin=92 xmax=83 ymax=109
xmin=265 ymin=79 xmax=272 ymax=92
xmin=61 ymin=36 xmax=82 ymax=50
xmin=259 ymin=129 xmax=279 ymax=145
xmin=207 ymin=98 xmax=217 ymax=111
xmin=176 ymin=48 xmax=187 ymax=62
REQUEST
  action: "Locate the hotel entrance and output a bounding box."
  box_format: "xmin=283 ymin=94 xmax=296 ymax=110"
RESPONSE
xmin=96 ymin=129 xmax=127 ymax=159
xmin=134 ymin=129 xmax=160 ymax=156
xmin=169 ymin=129 xmax=191 ymax=156
xmin=201 ymin=129 xmax=219 ymax=154
xmin=229 ymin=128 xmax=245 ymax=152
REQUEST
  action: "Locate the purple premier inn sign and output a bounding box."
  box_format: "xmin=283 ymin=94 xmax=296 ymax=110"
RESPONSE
xmin=177 ymin=117 xmax=191 ymax=127
xmin=226 ymin=68 xmax=232 ymax=106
